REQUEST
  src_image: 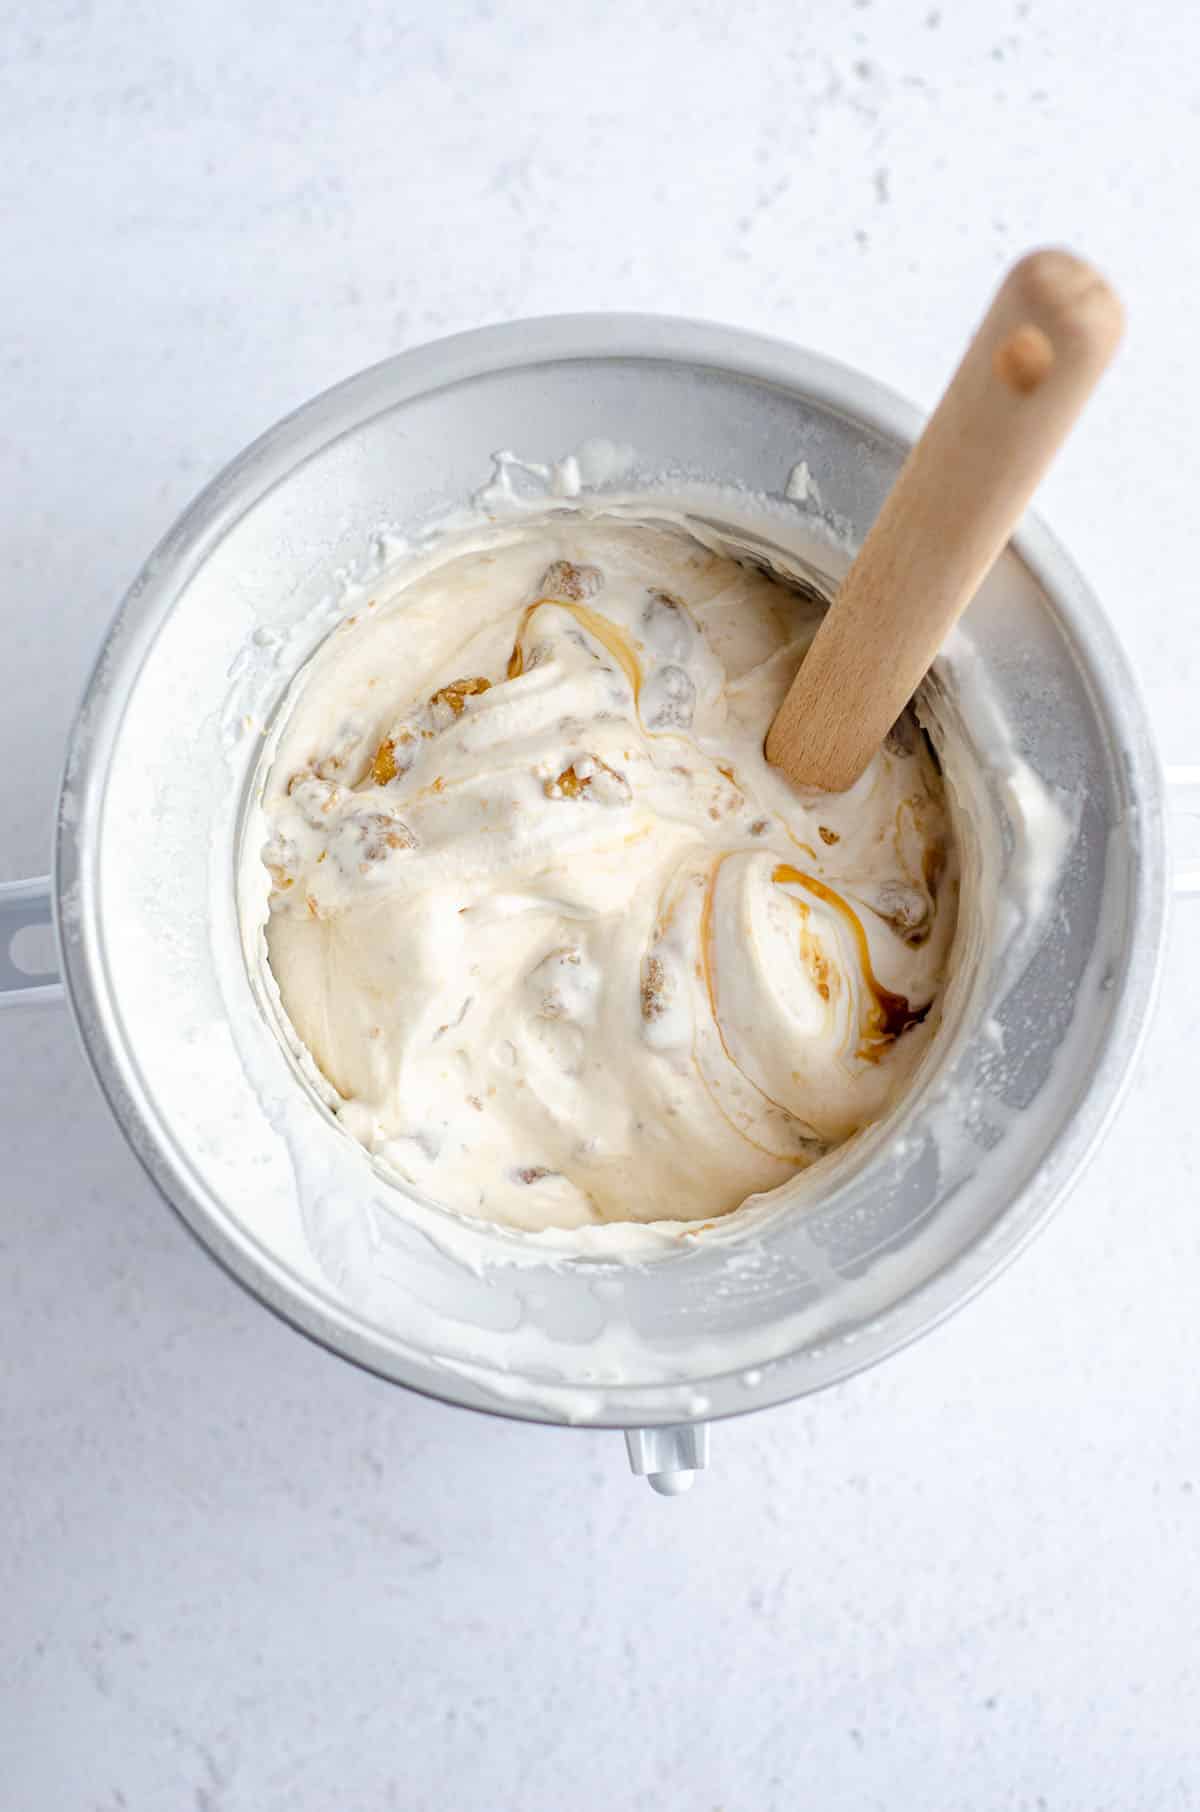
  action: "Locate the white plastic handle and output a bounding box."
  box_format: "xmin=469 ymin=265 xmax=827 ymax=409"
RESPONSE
xmin=1168 ymin=767 xmax=1200 ymax=898
xmin=0 ymin=876 xmax=62 ymax=1008
xmin=624 ymin=1423 xmax=710 ymax=1494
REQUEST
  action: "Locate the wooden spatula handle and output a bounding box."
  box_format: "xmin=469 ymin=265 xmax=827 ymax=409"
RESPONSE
xmin=765 ymin=249 xmax=1124 ymax=793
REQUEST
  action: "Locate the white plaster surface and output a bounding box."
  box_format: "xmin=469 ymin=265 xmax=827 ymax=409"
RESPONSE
xmin=2 ymin=2 xmax=1198 ymax=1807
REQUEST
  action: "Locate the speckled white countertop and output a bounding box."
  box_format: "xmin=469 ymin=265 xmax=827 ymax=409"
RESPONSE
xmin=3 ymin=3 xmax=1198 ymax=1807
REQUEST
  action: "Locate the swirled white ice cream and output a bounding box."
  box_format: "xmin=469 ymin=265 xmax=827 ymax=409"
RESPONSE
xmin=259 ymin=518 xmax=958 ymax=1231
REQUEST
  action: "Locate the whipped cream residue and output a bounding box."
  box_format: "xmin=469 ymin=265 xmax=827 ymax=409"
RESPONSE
xmin=255 ymin=517 xmax=958 ymax=1232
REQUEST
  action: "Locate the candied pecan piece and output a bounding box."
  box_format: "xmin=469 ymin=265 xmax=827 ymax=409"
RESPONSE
xmin=543 ymin=755 xmax=631 ymax=803
xmin=539 ymin=560 xmax=603 ymax=601
xmin=431 ymin=676 xmax=492 ymax=717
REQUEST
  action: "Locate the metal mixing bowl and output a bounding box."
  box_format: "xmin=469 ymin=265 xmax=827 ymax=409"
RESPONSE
xmin=37 ymin=317 xmax=1168 ymax=1483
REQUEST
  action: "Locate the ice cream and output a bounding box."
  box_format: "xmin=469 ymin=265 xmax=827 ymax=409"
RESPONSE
xmin=258 ymin=517 xmax=958 ymax=1231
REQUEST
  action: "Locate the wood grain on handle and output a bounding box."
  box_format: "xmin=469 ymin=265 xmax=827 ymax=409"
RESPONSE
xmin=765 ymin=249 xmax=1124 ymax=794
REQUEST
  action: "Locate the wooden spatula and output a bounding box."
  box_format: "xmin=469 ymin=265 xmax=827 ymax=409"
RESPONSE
xmin=764 ymin=248 xmax=1124 ymax=794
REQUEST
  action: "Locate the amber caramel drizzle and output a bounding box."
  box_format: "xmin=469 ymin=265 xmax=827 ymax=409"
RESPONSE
xmin=772 ymin=864 xmax=929 ymax=1054
xmin=785 ymin=831 xmax=819 ymax=863
xmin=507 ymin=597 xmax=642 ymax=698
xmin=693 ymin=855 xmax=807 ymax=1163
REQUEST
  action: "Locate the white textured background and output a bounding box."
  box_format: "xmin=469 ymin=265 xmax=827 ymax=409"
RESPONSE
xmin=2 ymin=3 xmax=1198 ymax=1808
